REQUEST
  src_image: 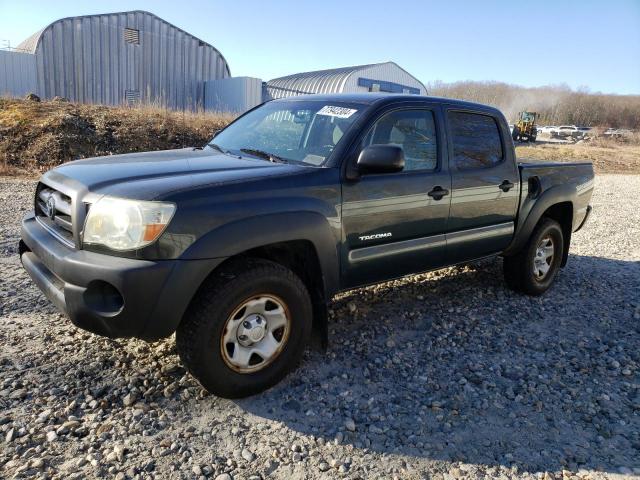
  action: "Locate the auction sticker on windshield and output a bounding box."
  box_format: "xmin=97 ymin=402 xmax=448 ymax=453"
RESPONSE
xmin=317 ymin=106 xmax=358 ymax=118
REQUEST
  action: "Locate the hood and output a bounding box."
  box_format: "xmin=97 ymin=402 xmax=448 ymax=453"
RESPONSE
xmin=44 ymin=148 xmax=307 ymax=200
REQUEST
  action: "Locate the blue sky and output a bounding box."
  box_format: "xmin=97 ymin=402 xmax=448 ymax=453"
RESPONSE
xmin=1 ymin=0 xmax=639 ymax=94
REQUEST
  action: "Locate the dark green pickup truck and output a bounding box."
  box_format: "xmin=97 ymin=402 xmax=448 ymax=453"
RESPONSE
xmin=20 ymin=93 xmax=594 ymax=397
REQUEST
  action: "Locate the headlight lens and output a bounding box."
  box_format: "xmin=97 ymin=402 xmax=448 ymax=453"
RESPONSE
xmin=83 ymin=197 xmax=176 ymax=251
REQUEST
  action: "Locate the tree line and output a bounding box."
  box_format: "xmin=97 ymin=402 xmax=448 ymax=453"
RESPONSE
xmin=427 ymin=80 xmax=640 ymax=129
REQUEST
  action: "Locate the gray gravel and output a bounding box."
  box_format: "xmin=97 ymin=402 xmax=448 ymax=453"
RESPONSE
xmin=1 ymin=174 xmax=639 ymax=480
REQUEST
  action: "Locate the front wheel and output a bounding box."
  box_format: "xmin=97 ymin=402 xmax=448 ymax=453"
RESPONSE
xmin=512 ymin=126 xmax=521 ymax=141
xmin=177 ymin=258 xmax=312 ymax=398
xmin=503 ymin=218 xmax=564 ymax=296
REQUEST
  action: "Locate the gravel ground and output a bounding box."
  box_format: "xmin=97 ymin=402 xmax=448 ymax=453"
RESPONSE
xmin=0 ymin=174 xmax=639 ymax=480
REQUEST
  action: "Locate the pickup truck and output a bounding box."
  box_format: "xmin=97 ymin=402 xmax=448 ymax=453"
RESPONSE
xmin=20 ymin=94 xmax=594 ymax=398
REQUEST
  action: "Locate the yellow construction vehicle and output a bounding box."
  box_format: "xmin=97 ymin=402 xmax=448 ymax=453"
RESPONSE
xmin=512 ymin=111 xmax=538 ymax=142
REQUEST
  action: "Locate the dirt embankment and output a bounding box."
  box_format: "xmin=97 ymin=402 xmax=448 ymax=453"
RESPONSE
xmin=0 ymin=97 xmax=233 ymax=175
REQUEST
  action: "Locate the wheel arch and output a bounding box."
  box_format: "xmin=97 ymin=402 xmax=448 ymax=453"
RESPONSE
xmin=180 ymin=212 xmax=340 ymax=347
xmin=504 ymin=183 xmax=575 ymax=266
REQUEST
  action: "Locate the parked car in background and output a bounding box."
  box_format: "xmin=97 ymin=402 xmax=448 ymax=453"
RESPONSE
xmin=603 ymin=128 xmax=633 ymax=138
xmin=537 ymin=126 xmax=556 ymax=135
xmin=551 ymin=125 xmax=582 ymax=139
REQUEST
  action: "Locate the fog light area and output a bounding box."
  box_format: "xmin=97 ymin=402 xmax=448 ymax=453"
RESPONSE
xmin=83 ymin=280 xmax=124 ymax=317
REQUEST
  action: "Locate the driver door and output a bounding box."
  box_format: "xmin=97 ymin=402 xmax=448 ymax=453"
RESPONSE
xmin=341 ymin=106 xmax=451 ymax=288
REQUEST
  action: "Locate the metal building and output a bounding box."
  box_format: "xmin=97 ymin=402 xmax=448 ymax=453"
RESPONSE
xmin=265 ymin=62 xmax=427 ymax=100
xmin=11 ymin=10 xmax=231 ymax=110
xmin=1 ymin=12 xmax=428 ymax=113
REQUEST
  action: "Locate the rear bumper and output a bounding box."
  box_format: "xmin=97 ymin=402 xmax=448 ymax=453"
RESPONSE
xmin=20 ymin=212 xmax=223 ymax=341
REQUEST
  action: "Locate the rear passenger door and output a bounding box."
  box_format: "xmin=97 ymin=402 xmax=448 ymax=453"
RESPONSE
xmin=446 ymin=109 xmax=519 ymax=263
xmin=341 ymin=105 xmax=451 ymax=288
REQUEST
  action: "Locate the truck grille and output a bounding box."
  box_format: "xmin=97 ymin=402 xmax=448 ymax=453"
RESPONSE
xmin=35 ymin=184 xmax=75 ymax=246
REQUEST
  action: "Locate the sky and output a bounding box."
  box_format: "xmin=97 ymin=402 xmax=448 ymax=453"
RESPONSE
xmin=1 ymin=0 xmax=639 ymax=95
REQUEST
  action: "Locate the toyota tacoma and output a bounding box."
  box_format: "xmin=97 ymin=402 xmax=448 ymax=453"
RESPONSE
xmin=20 ymin=94 xmax=594 ymax=398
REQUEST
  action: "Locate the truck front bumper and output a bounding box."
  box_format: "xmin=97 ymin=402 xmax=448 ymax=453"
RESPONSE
xmin=20 ymin=213 xmax=223 ymax=341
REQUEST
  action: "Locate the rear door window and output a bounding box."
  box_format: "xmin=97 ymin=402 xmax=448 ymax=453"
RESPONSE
xmin=448 ymin=112 xmax=503 ymax=170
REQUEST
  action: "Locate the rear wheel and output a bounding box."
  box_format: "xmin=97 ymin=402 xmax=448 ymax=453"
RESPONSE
xmin=503 ymin=218 xmax=564 ymax=296
xmin=177 ymin=258 xmax=312 ymax=398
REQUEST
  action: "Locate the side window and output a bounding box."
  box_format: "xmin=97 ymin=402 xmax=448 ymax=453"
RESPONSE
xmin=363 ymin=109 xmax=438 ymax=171
xmin=448 ymin=112 xmax=503 ymax=170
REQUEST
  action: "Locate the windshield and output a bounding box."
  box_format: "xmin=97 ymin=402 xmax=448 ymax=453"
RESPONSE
xmin=209 ymin=101 xmax=364 ymax=166
xmin=520 ymin=112 xmax=535 ymax=122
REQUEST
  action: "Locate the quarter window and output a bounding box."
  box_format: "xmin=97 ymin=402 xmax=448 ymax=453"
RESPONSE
xmin=363 ymin=110 xmax=438 ymax=171
xmin=449 ymin=112 xmax=503 ymax=170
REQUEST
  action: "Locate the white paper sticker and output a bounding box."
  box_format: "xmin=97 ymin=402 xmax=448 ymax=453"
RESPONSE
xmin=302 ymin=154 xmax=326 ymax=165
xmin=317 ymin=105 xmax=358 ymax=119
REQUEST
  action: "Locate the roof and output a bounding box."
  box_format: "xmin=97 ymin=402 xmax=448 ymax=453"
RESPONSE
xmin=271 ymin=92 xmax=503 ymax=113
xmin=266 ymin=62 xmax=426 ymax=99
xmin=14 ymin=10 xmax=230 ymax=74
xmin=15 ymin=28 xmax=44 ymax=53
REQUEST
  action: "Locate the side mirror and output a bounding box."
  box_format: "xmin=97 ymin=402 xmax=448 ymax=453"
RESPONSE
xmin=357 ymin=145 xmax=405 ymax=174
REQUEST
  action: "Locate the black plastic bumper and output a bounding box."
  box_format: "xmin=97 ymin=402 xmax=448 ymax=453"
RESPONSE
xmin=20 ymin=213 xmax=224 ymax=341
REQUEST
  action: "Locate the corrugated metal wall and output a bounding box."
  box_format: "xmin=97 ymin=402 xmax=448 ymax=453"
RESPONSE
xmin=0 ymin=50 xmax=38 ymax=97
xmin=30 ymin=11 xmax=230 ymax=110
xmin=204 ymin=77 xmax=262 ymax=112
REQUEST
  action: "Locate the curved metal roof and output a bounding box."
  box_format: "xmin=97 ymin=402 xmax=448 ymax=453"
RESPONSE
xmin=14 ymin=10 xmax=230 ymax=76
xmin=267 ymin=63 xmax=379 ymax=98
xmin=16 ymin=28 xmax=44 ymax=53
xmin=266 ymin=61 xmax=426 ymax=99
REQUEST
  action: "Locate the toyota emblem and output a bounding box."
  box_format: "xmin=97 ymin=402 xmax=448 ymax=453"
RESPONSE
xmin=45 ymin=196 xmax=56 ymax=219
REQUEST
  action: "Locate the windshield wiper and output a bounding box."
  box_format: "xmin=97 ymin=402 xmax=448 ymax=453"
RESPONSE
xmin=240 ymin=148 xmax=287 ymax=163
xmin=207 ymin=143 xmax=229 ymax=154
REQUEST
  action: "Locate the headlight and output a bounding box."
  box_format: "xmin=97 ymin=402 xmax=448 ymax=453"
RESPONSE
xmin=83 ymin=197 xmax=176 ymax=251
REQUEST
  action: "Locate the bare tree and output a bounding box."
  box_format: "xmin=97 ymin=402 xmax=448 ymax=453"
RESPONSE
xmin=427 ymin=81 xmax=640 ymax=128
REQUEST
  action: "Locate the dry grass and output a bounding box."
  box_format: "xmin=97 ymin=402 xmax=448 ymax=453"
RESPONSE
xmin=0 ymin=97 xmax=234 ymax=175
xmin=516 ymin=137 xmax=640 ymax=174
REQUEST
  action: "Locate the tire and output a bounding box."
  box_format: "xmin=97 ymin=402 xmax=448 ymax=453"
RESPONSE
xmin=177 ymin=258 xmax=312 ymax=398
xmin=503 ymin=218 xmax=564 ymax=296
xmin=530 ymin=135 xmax=537 ymax=142
xmin=512 ymin=126 xmax=520 ymax=141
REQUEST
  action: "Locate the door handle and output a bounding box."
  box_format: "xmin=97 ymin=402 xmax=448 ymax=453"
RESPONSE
xmin=499 ymin=180 xmax=515 ymax=192
xmin=427 ymin=186 xmax=449 ymax=200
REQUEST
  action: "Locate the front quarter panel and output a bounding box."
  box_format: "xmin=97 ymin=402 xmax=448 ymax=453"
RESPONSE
xmin=153 ymin=168 xmax=343 ymax=295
